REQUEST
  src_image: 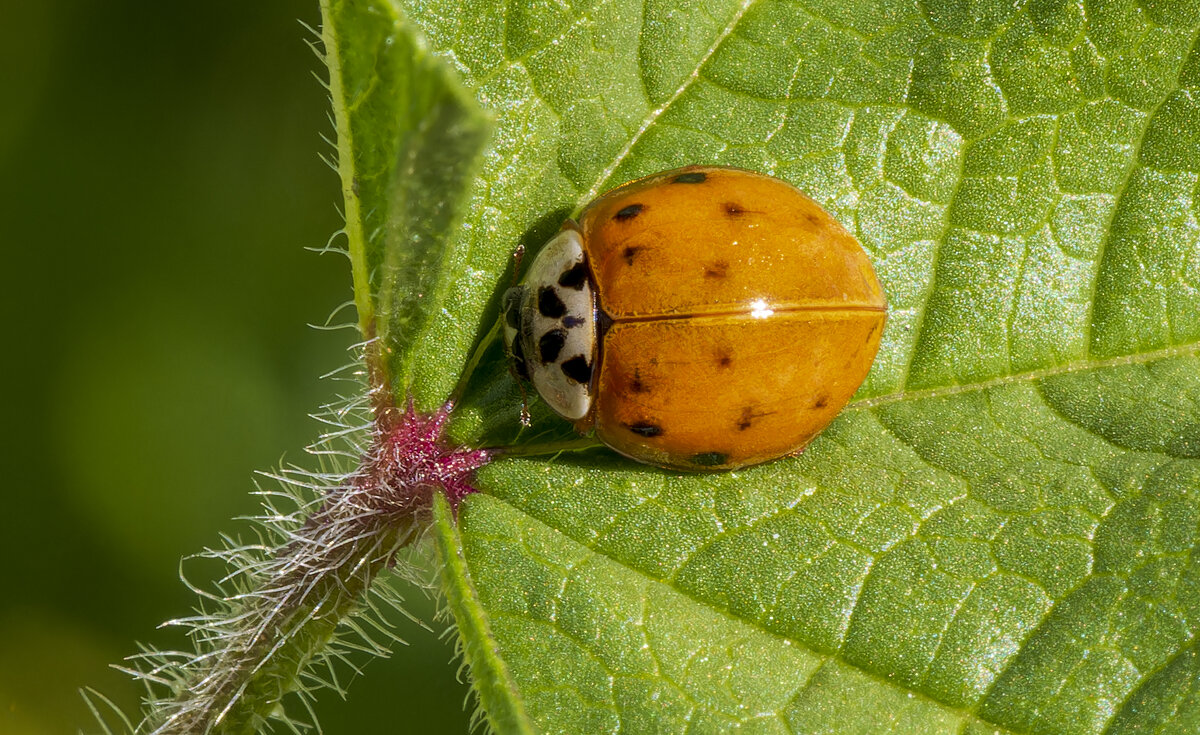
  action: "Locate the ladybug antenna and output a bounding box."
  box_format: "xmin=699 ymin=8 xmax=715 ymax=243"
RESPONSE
xmin=509 ymin=243 xmax=525 ymax=287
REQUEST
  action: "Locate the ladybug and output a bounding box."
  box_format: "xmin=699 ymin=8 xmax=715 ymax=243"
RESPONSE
xmin=502 ymin=165 xmax=886 ymax=471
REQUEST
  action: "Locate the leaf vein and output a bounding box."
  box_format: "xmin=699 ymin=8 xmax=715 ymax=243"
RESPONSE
xmin=851 ymin=341 xmax=1200 ymax=411
xmin=577 ymin=0 xmax=761 ymax=208
xmin=1083 ymin=25 xmax=1200 ymax=356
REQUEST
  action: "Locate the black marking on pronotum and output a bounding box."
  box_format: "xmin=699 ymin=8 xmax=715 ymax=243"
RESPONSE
xmin=560 ymin=356 xmax=592 ymax=384
xmin=562 ymin=315 xmax=586 ymax=328
xmin=674 ymin=172 xmax=707 ymax=184
xmin=538 ymin=329 xmax=567 ymax=363
xmin=723 ymin=202 xmax=746 ymax=216
xmin=537 ymin=286 xmax=566 ymax=318
xmin=715 ymin=352 xmax=733 ymax=368
xmin=615 ymin=203 xmax=644 ymax=221
xmin=557 ymin=262 xmax=588 ymax=289
xmin=624 ymin=421 xmax=663 ymax=437
xmin=691 ymin=452 xmax=728 ymax=467
xmin=813 ymin=394 xmax=829 ymax=409
xmin=622 ymin=246 xmax=642 ymax=265
xmin=737 ymin=407 xmax=755 ymax=431
xmin=704 ymin=261 xmax=729 ymax=278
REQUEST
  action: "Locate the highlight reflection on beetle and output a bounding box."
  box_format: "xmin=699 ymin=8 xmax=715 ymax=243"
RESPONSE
xmin=504 ymin=165 xmax=887 ymax=471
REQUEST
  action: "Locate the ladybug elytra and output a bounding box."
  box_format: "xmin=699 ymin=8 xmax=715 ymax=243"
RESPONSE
xmin=503 ymin=165 xmax=886 ymax=471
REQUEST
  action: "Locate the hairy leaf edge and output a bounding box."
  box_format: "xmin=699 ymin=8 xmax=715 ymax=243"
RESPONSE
xmin=434 ymin=495 xmax=538 ymax=735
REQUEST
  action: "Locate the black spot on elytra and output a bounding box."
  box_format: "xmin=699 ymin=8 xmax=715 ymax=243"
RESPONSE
xmin=624 ymin=421 xmax=663 ymax=437
xmin=813 ymin=395 xmax=829 ymax=409
xmin=715 ymin=352 xmax=733 ymax=368
xmin=538 ymin=329 xmax=567 ymax=363
xmin=691 ymin=452 xmax=728 ymax=467
xmin=510 ymin=338 xmax=529 ymax=380
xmin=537 ymin=286 xmax=566 ymax=318
xmin=563 ymin=315 xmax=586 ymax=328
xmin=704 ymin=260 xmax=729 ymax=279
xmin=628 ymin=369 xmax=648 ymax=393
xmin=561 ymin=356 xmax=592 ymax=384
xmin=615 ymin=203 xmax=644 ymax=221
xmin=557 ymin=262 xmax=588 ymax=289
xmin=622 ymin=246 xmax=642 ymax=265
xmin=804 ymin=212 xmax=822 ymax=226
xmin=723 ymin=202 xmax=746 ymax=216
xmin=737 ymin=407 xmax=756 ymax=431
xmin=674 ymin=172 xmax=707 ymax=184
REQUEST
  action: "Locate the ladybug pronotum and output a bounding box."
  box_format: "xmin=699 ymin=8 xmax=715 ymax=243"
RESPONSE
xmin=502 ymin=165 xmax=887 ymax=471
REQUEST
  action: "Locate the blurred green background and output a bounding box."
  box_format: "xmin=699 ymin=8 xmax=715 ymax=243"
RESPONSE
xmin=0 ymin=2 xmax=471 ymax=732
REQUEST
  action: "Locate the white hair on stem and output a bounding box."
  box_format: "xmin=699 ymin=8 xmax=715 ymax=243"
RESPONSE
xmin=87 ymin=339 xmax=491 ymax=734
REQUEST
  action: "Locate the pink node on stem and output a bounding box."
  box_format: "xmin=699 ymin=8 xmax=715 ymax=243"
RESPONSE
xmin=366 ymin=398 xmax=491 ymax=512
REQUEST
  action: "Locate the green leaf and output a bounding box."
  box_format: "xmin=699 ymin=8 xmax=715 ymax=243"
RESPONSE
xmin=323 ymin=0 xmax=490 ymax=398
xmin=327 ymin=0 xmax=1200 ymax=732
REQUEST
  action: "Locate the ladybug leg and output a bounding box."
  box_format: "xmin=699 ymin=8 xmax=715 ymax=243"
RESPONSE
xmin=501 ymin=348 xmax=533 ymax=427
xmin=517 ymin=381 xmax=532 ymax=427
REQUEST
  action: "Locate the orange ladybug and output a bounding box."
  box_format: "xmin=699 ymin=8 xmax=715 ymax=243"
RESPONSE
xmin=502 ymin=166 xmax=886 ymax=471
